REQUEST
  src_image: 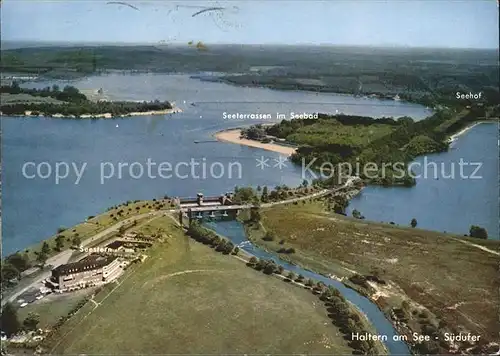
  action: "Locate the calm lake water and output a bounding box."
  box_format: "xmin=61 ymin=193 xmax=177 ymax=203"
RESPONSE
xmin=2 ymin=73 xmax=496 ymax=255
xmin=347 ymin=122 xmax=499 ymax=238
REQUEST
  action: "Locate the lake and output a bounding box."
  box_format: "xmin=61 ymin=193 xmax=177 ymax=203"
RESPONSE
xmin=3 ymin=73 xmax=495 ymax=256
xmin=347 ymin=122 xmax=499 ymax=238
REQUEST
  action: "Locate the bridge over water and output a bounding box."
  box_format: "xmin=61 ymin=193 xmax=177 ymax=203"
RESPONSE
xmin=176 ymin=177 xmax=361 ymax=224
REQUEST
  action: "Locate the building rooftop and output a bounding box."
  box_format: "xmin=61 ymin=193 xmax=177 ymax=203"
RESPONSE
xmin=52 ymin=254 xmax=117 ymax=277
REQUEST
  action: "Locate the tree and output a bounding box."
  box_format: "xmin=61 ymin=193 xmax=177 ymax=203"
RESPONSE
xmin=352 ymin=209 xmax=361 ymax=219
xmin=223 ymin=241 xmax=235 ymax=254
xmin=233 ymin=246 xmax=239 ymax=255
xmin=0 ymin=303 xmax=21 ymax=337
xmin=41 ymin=241 xmax=51 ymax=255
xmin=346 ymin=317 xmax=358 ymax=334
xmin=250 ymin=208 xmax=261 ymax=223
xmin=328 ymin=286 xmax=341 ymax=298
xmin=320 ymin=289 xmax=332 ymax=301
xmin=469 ymin=225 xmax=488 ymax=239
xmin=255 ymin=259 xmax=267 ymax=271
xmin=269 ymin=190 xmax=279 ymax=201
xmin=261 ymin=186 xmax=269 ymax=202
xmin=277 ymin=265 xmax=284 ymax=275
xmin=55 ymin=235 xmax=65 ymax=251
xmin=251 ymin=196 xmax=261 ymax=207
xmin=248 ymin=256 xmax=258 ymax=265
xmin=232 ymin=187 xmax=256 ymax=204
xmin=23 ymin=313 xmax=40 ymax=331
xmin=333 ymin=195 xmax=348 ymax=214
xmin=72 ymin=235 xmax=82 ymax=247
xmin=1 ymin=263 xmax=20 ymax=282
xmin=5 ymin=253 xmax=30 ymax=272
xmin=263 ymin=261 xmax=277 ymax=275
xmin=302 ymin=179 xmax=309 ymax=188
xmin=410 ymin=218 xmax=417 ymax=228
xmin=36 ymin=251 xmax=48 ymax=267
xmin=315 ymin=281 xmax=325 ymax=293
xmin=287 ymin=271 xmax=295 ymax=280
xmin=263 ymin=231 xmax=275 ymax=241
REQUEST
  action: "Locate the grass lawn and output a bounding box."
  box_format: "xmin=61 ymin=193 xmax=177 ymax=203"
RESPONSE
xmin=17 ymin=290 xmax=92 ymax=329
xmin=1 ymin=93 xmax=64 ymax=105
xmin=286 ymin=121 xmax=394 ymax=148
xmin=47 ymin=217 xmax=352 ymax=355
xmin=20 ymin=199 xmax=172 ymax=262
xmin=247 ymin=202 xmax=500 ymax=346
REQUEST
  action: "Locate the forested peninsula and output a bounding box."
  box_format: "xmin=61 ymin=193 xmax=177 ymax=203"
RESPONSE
xmin=0 ymin=83 xmax=175 ymax=118
xmin=241 ymin=105 xmax=496 ymax=186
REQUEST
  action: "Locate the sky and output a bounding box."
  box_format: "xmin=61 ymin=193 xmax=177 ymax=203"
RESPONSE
xmin=1 ymin=0 xmax=499 ymax=48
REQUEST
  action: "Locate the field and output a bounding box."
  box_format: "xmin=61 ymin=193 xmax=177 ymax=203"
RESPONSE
xmin=21 ymin=199 xmax=170 ymax=261
xmin=17 ymin=290 xmax=91 ymax=329
xmin=0 ymin=93 xmax=63 ymax=105
xmin=245 ymin=202 xmax=500 ymax=347
xmin=46 ymin=216 xmax=352 ymax=354
xmin=286 ymin=121 xmax=394 ymax=148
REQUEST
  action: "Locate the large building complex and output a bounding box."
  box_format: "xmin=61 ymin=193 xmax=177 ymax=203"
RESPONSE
xmin=49 ymin=254 xmax=122 ymax=292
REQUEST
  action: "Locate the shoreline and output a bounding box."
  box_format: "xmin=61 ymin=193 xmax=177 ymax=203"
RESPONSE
xmin=5 ymin=107 xmax=182 ymax=119
xmin=447 ymin=119 xmax=497 ymax=144
xmin=215 ymin=128 xmax=297 ymax=156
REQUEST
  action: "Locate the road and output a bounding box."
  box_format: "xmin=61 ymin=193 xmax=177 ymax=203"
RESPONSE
xmin=4 ymin=181 xmax=358 ymax=306
xmin=184 ymin=178 xmax=358 ymax=213
xmin=3 ymin=212 xmax=156 ymax=306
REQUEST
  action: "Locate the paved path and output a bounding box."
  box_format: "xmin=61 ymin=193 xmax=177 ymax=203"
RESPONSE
xmin=4 ymin=181 xmax=357 ymax=306
xmin=184 ymin=178 xmax=358 ymax=214
xmin=3 ymin=212 xmax=156 ymax=306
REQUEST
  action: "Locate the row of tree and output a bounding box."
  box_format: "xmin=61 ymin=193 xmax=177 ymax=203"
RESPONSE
xmin=245 ymin=256 xmax=378 ymax=354
xmin=1 ymin=83 xmax=87 ymax=102
xmin=1 ymin=100 xmax=173 ymax=117
xmin=187 ymin=222 xmax=239 ymax=255
xmin=233 ymin=182 xmax=319 ymax=206
xmin=186 ymin=219 xmax=380 ymax=354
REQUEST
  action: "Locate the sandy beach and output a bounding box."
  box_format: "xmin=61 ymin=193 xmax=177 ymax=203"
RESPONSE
xmin=447 ymin=120 xmax=496 ymax=144
xmin=215 ymin=129 xmax=297 ymax=156
xmin=81 ymin=107 xmax=182 ymax=118
xmin=17 ymin=107 xmax=182 ymax=119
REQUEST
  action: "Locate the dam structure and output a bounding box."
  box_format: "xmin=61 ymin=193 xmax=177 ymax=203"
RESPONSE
xmin=175 ymin=192 xmax=250 ymax=225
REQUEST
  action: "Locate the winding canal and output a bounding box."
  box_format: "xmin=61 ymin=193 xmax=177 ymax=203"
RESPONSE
xmin=206 ymin=220 xmax=412 ymax=355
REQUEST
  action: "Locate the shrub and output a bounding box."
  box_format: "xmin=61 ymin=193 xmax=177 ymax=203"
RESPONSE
xmin=263 ymin=231 xmax=275 ymax=241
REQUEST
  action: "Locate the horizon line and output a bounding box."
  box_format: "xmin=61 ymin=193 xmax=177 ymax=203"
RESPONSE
xmin=2 ymin=40 xmax=499 ymax=50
